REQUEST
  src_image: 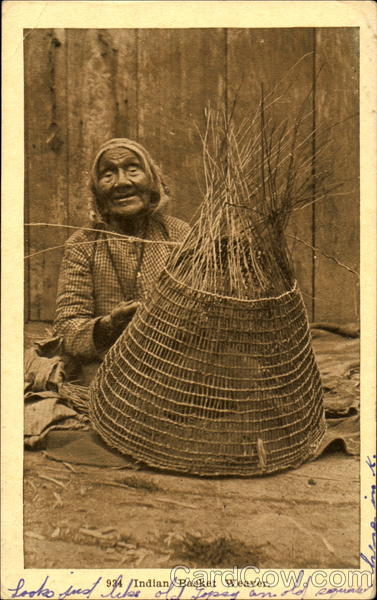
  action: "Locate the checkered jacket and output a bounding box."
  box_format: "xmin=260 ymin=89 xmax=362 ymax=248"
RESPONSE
xmin=53 ymin=214 xmax=190 ymax=360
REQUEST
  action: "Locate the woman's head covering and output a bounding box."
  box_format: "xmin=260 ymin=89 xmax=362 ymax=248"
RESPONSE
xmin=89 ymin=138 xmax=170 ymax=222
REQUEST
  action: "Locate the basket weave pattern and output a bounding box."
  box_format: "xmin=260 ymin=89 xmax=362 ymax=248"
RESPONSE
xmin=89 ymin=100 xmax=329 ymax=476
xmin=90 ymin=269 xmax=325 ymax=476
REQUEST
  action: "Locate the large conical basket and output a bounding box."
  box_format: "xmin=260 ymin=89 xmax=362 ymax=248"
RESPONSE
xmin=89 ymin=268 xmax=325 ymax=476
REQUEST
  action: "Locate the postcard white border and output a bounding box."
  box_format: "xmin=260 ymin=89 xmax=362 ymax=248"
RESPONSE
xmin=2 ymin=2 xmax=376 ymax=599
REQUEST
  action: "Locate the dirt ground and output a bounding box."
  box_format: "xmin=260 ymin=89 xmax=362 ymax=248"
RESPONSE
xmin=23 ymin=322 xmax=360 ymax=570
xmin=24 ymin=448 xmax=359 ymax=570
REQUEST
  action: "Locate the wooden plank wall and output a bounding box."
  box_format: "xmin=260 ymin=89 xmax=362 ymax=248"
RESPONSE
xmin=24 ymin=28 xmax=359 ymax=323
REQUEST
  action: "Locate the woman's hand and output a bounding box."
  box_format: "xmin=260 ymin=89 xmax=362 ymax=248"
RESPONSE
xmin=94 ymin=300 xmax=140 ymax=355
xmin=103 ymin=300 xmax=140 ymax=331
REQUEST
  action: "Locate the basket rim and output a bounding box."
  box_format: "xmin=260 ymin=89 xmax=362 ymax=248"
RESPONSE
xmin=163 ymin=268 xmax=298 ymax=304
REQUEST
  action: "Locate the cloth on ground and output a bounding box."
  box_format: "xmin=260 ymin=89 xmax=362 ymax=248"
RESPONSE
xmin=25 ymin=398 xmax=86 ymax=449
xmin=313 ymin=415 xmax=360 ymax=457
xmin=25 ymin=336 xmax=65 ymax=391
xmin=24 ymin=336 xmax=90 ymax=448
xmin=24 ymin=324 xmax=360 ymax=465
xmin=44 ymin=430 xmax=137 ymax=468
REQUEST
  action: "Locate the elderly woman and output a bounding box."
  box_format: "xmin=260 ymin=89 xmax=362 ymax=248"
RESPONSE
xmin=53 ymin=138 xmax=190 ymax=376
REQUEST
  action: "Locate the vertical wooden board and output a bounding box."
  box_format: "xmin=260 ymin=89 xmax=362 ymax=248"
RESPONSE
xmin=24 ymin=29 xmax=30 ymax=322
xmin=25 ymin=29 xmax=69 ymax=321
xmin=227 ymin=28 xmax=315 ymax=319
xmin=138 ymin=29 xmax=226 ymax=225
xmin=110 ymin=30 xmax=139 ymax=140
xmin=66 ymin=29 xmax=138 ymax=228
xmin=314 ymin=28 xmax=359 ymax=323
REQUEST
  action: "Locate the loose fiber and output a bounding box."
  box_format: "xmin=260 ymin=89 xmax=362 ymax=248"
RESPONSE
xmin=90 ymin=93 xmax=328 ymax=476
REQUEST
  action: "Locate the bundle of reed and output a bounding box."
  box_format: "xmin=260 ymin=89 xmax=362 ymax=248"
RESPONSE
xmin=89 ymin=90 xmax=333 ymax=476
xmin=59 ymin=382 xmax=91 ymax=416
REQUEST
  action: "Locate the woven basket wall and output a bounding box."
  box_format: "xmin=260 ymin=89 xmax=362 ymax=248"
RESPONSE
xmin=89 ymin=268 xmax=325 ymax=476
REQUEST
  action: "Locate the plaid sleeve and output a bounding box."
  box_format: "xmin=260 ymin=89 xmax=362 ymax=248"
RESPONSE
xmin=53 ymin=234 xmax=102 ymax=361
xmin=165 ymin=216 xmax=191 ymax=242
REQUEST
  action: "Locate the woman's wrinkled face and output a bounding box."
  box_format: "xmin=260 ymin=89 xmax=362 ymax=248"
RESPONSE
xmin=96 ymin=148 xmax=152 ymax=219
